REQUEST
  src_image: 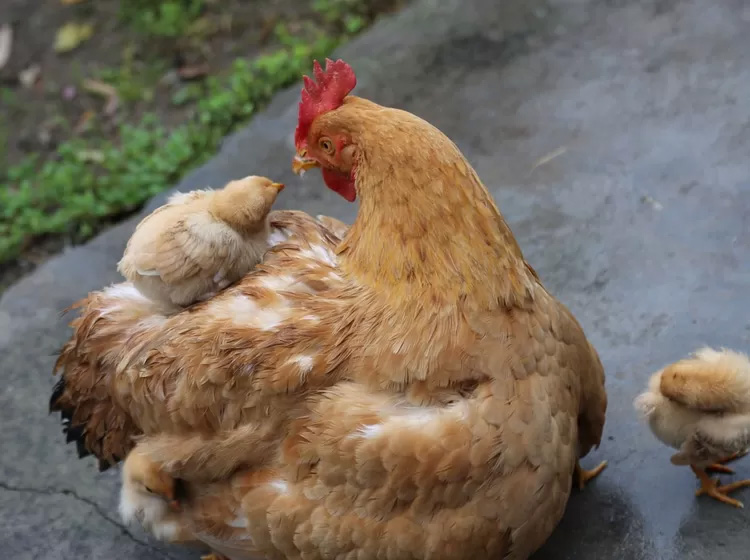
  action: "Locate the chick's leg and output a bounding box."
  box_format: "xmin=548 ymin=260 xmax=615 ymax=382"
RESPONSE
xmin=705 ymin=450 xmax=749 ymax=474
xmin=575 ymin=460 xmax=608 ymax=491
xmin=691 ymin=465 xmax=750 ymax=508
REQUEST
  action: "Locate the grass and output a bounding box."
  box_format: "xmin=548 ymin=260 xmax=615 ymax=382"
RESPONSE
xmin=0 ymin=0 xmax=390 ymax=269
xmin=118 ymin=0 xmax=207 ymax=38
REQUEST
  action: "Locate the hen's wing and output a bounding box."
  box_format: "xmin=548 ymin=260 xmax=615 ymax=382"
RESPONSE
xmin=315 ymin=214 xmax=349 ymax=239
xmin=51 ymin=210 xmax=349 ymax=470
xmin=659 ymin=347 xmax=750 ymax=413
xmin=532 ymin=286 xmax=606 ymax=458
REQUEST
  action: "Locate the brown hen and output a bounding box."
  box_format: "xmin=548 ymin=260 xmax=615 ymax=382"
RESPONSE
xmin=51 ymin=59 xmax=607 ymax=560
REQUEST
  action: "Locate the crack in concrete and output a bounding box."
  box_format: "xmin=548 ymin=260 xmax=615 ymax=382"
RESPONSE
xmin=0 ymin=481 xmax=179 ymax=560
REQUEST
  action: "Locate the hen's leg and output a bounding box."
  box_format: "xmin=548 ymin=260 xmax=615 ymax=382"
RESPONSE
xmin=575 ymin=460 xmax=608 ymax=490
xmin=706 ymin=450 xmax=748 ymax=474
xmin=691 ymin=465 xmax=750 ymax=508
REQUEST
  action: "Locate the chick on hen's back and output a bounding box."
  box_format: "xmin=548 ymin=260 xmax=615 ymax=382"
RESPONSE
xmin=118 ymin=175 xmax=284 ymax=308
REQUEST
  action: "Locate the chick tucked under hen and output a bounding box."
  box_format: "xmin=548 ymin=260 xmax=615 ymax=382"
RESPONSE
xmin=120 ymin=447 xmax=189 ymax=542
xmin=118 ymin=175 xmax=284 ymax=308
xmin=635 ymin=347 xmax=750 ymax=507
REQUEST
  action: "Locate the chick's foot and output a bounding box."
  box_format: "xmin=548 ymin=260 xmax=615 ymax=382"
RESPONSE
xmin=691 ymin=465 xmax=750 ymax=508
xmin=575 ymin=460 xmax=608 ymax=491
xmin=706 ymin=451 xmax=749 ymax=474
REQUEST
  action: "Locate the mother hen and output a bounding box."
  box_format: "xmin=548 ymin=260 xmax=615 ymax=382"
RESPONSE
xmin=51 ymin=59 xmax=607 ymax=560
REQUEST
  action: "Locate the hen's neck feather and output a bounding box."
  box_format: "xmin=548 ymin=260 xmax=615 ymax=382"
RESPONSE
xmin=335 ymin=101 xmax=534 ymax=310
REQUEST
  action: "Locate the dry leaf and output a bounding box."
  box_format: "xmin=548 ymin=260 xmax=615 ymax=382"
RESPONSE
xmin=0 ymin=24 xmax=12 ymax=70
xmin=55 ymin=22 xmax=93 ymax=53
xmin=82 ymin=78 xmax=119 ymax=115
xmin=18 ymin=64 xmax=41 ymax=88
xmin=73 ymin=109 xmax=95 ymax=134
xmin=177 ymin=63 xmax=210 ymax=80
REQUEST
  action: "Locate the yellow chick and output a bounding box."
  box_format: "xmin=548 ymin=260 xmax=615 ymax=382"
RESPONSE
xmin=119 ymin=448 xmax=190 ymax=541
xmin=118 ymin=175 xmax=284 ymax=308
xmin=635 ymin=347 xmax=750 ymax=507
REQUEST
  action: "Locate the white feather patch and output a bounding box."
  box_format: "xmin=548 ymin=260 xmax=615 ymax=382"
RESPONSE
xmin=290 ymin=355 xmax=314 ymax=378
xmin=270 ymin=480 xmax=289 ymax=494
xmin=358 ymin=424 xmax=384 ymax=439
xmin=228 ymin=513 xmax=249 ymax=529
xmin=105 ymin=283 xmax=150 ymax=302
xmin=229 ymin=295 xmax=287 ymax=331
xmin=300 ymin=245 xmax=337 ymax=267
xmin=260 ymin=275 xmax=296 ymax=291
xmin=267 ymin=228 xmax=290 ymax=246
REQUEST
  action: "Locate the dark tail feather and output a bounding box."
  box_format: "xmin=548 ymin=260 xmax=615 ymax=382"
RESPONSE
xmin=50 ymin=374 xmax=98 ymax=464
xmin=76 ymin=438 xmax=91 ymax=459
xmin=49 ymin=378 xmax=66 ymax=413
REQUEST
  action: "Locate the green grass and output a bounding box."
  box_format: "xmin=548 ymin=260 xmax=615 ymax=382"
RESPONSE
xmin=119 ymin=0 xmax=206 ymax=38
xmin=0 ymin=0 xmax=386 ymax=267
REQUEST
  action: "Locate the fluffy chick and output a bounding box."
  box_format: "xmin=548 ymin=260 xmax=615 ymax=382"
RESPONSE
xmin=635 ymin=347 xmax=750 ymax=507
xmin=118 ymin=175 xmax=284 ymax=308
xmin=119 ymin=448 xmax=191 ymax=541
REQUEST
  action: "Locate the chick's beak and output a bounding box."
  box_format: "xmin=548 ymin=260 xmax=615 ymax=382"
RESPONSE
xmin=292 ymin=149 xmax=320 ymax=176
xmin=271 ymin=182 xmax=285 ymax=192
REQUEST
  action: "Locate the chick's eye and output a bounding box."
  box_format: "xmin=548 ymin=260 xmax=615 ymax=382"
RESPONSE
xmin=319 ymin=137 xmax=334 ymax=154
xmin=145 ymin=487 xmax=155 ymax=494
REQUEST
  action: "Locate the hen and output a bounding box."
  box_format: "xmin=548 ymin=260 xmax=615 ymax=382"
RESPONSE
xmin=51 ymin=58 xmax=607 ymax=560
xmin=635 ymin=347 xmax=750 ymax=507
xmin=118 ymin=175 xmax=284 ymax=308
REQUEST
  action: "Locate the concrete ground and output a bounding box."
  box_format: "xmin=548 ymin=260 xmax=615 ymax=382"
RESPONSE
xmin=2 ymin=0 xmax=749 ymax=558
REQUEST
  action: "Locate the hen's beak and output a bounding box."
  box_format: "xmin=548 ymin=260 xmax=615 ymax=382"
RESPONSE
xmin=292 ymin=149 xmax=320 ymax=175
xmin=271 ymin=182 xmax=285 ymax=192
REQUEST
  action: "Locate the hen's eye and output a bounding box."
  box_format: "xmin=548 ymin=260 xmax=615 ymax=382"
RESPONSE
xmin=319 ymin=137 xmax=334 ymax=154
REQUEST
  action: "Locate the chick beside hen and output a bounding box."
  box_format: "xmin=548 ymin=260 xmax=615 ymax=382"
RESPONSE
xmin=52 ymin=59 xmax=607 ymax=560
xmin=121 ymin=448 xmax=231 ymax=560
xmin=118 ymin=175 xmax=284 ymax=308
xmin=635 ymin=347 xmax=750 ymax=507
xmin=120 ymin=447 xmax=188 ymax=542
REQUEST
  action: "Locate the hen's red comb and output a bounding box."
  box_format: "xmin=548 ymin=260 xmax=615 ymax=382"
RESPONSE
xmin=294 ymin=58 xmax=357 ymax=146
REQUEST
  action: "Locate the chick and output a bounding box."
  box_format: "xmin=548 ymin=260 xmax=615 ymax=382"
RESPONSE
xmin=118 ymin=175 xmax=285 ymax=308
xmin=635 ymin=347 xmax=750 ymax=507
xmin=119 ymin=448 xmax=189 ymax=541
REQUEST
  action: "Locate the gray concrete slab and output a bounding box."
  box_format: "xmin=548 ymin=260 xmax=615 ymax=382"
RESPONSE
xmin=1 ymin=0 xmax=749 ymax=558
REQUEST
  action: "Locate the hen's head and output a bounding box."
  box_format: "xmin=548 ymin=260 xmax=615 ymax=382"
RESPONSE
xmin=293 ymin=58 xmax=359 ymax=202
xmin=291 ymin=59 xmax=533 ymax=306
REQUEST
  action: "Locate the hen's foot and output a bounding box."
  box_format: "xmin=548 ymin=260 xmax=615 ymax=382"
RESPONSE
xmin=691 ymin=465 xmax=750 ymax=508
xmin=706 ymin=451 xmax=749 ymax=474
xmin=575 ymin=460 xmax=608 ymax=490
